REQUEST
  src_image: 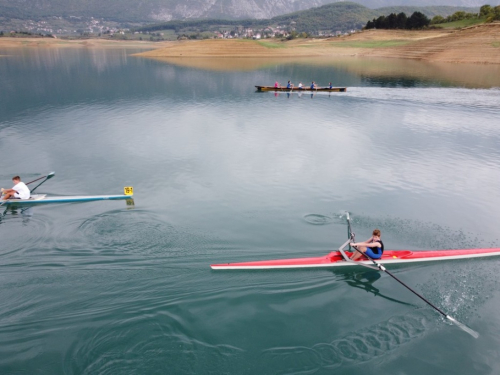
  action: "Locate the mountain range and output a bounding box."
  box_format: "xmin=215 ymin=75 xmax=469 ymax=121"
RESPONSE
xmin=137 ymin=2 xmax=482 ymax=35
xmin=0 ymin=0 xmax=498 ymax=22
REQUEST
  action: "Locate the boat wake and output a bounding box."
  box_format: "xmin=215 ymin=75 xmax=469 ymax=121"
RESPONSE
xmin=261 ymin=309 xmax=434 ymax=373
xmin=63 ymin=320 xmax=245 ymax=374
xmin=344 ymin=87 xmax=500 ymax=113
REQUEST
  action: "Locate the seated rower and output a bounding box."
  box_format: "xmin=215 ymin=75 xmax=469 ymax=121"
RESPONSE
xmin=274 ymin=81 xmax=280 ymax=88
xmin=286 ymin=80 xmax=294 ymax=89
xmin=329 ymin=82 xmax=333 ymax=89
xmin=298 ymin=82 xmax=303 ymax=90
xmin=1 ymin=176 xmax=30 ymax=200
xmin=310 ymin=81 xmax=317 ymax=89
xmin=350 ymin=229 xmax=384 ymax=261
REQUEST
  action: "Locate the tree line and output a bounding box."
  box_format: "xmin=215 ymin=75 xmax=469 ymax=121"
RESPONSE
xmin=365 ymin=4 xmax=500 ymax=30
xmin=431 ymin=5 xmax=500 ymax=24
xmin=365 ymin=12 xmax=430 ymax=30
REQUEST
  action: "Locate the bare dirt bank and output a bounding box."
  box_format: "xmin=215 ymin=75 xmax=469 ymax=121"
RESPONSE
xmin=0 ymin=24 xmax=498 ymax=65
xmin=0 ymin=37 xmax=173 ymax=50
xmin=136 ymin=23 xmax=500 ymax=65
xmin=354 ymin=23 xmax=500 ymax=64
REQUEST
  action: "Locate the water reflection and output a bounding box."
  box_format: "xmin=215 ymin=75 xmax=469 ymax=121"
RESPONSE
xmin=363 ymin=76 xmax=426 ymax=88
xmin=340 ymin=270 xmax=414 ymax=307
xmin=143 ymin=56 xmax=290 ymax=72
xmin=0 ymin=206 xmax=33 ymax=224
xmin=13 ymin=47 xmax=136 ymax=72
xmin=270 ymin=91 xmax=341 ymax=99
xmin=142 ymin=55 xmax=500 ymax=89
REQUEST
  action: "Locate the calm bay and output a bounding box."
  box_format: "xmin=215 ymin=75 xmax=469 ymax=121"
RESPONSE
xmin=1 ymin=47 xmax=500 ymax=374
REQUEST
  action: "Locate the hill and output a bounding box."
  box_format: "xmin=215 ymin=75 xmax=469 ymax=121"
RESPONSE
xmin=138 ymin=3 xmax=478 ymax=35
xmin=136 ymin=22 xmax=500 ymax=66
xmin=0 ymin=0 xmax=497 ymax=23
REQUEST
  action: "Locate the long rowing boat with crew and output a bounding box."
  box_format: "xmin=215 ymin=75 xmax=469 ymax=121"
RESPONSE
xmin=255 ymin=85 xmax=347 ymax=92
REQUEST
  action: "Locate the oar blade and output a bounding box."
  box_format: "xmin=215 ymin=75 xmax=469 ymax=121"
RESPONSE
xmin=446 ymin=316 xmax=479 ymax=339
xmin=30 ymin=171 xmax=55 ymax=193
xmin=345 ymin=214 xmax=479 ymax=339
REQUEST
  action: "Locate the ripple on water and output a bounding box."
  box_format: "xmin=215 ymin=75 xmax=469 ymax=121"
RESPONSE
xmin=0 ymin=209 xmax=53 ymax=257
xmin=77 ymin=209 xmax=176 ymax=254
xmin=63 ymin=318 xmax=244 ymax=375
xmin=303 ymin=214 xmax=333 ymax=225
xmin=75 ymin=209 xmax=218 ymax=263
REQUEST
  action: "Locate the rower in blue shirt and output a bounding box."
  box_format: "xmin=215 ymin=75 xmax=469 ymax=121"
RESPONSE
xmin=329 ymin=82 xmax=333 ymax=89
xmin=350 ymin=229 xmax=384 ymax=261
xmin=310 ymin=81 xmax=317 ymax=89
xmin=287 ymin=80 xmax=294 ymax=89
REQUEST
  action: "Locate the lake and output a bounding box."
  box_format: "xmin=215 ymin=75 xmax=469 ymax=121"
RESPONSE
xmin=0 ymin=46 xmax=500 ymax=374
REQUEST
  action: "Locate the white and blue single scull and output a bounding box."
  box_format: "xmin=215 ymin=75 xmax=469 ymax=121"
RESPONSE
xmin=1 ymin=193 xmax=133 ymax=205
xmin=1 ymin=171 xmax=133 ymax=206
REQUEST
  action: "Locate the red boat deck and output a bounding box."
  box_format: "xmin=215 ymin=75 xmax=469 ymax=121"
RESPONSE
xmin=211 ymin=248 xmax=500 ymax=269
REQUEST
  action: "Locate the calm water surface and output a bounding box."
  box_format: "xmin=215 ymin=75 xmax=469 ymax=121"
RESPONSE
xmin=0 ymin=47 xmax=500 ymax=374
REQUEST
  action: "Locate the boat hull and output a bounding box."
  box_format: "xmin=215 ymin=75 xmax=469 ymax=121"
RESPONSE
xmin=211 ymin=248 xmax=500 ymax=269
xmin=255 ymin=86 xmax=346 ymax=92
xmin=1 ymin=194 xmax=132 ymax=205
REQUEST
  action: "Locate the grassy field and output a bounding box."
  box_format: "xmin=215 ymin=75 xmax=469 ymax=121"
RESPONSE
xmin=432 ymin=18 xmax=486 ymax=29
xmin=256 ymin=40 xmax=287 ymax=49
xmin=328 ymin=40 xmax=411 ymax=48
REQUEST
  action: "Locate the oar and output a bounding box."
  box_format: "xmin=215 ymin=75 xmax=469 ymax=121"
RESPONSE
xmin=26 ymin=174 xmax=52 ymax=186
xmin=29 ymin=171 xmax=55 ymax=193
xmin=350 ymin=244 xmax=479 ymax=338
xmin=343 ymin=212 xmax=478 ymax=338
xmin=346 ymin=212 xmax=353 ymax=251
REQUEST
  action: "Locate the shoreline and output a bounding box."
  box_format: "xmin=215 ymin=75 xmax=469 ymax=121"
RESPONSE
xmin=1 ymin=24 xmax=499 ymax=65
xmin=0 ymin=37 xmax=173 ymax=50
xmin=136 ymin=25 xmax=500 ymax=65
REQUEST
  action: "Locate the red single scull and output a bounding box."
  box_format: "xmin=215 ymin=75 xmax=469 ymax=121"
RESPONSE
xmin=211 ymin=213 xmax=488 ymax=338
xmin=210 ymin=247 xmax=500 ymax=270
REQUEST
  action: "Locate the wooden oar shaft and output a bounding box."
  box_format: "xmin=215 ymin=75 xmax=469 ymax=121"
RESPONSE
xmin=26 ymin=175 xmax=48 ymax=185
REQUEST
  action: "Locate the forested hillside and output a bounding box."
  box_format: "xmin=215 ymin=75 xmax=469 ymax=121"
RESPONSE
xmin=0 ymin=0 xmax=495 ymax=22
xmin=271 ymin=2 xmax=378 ymax=32
xmin=138 ymin=2 xmax=477 ymax=34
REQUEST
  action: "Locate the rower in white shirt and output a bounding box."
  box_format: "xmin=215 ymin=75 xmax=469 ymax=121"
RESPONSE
xmin=1 ymin=176 xmax=31 ymax=200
